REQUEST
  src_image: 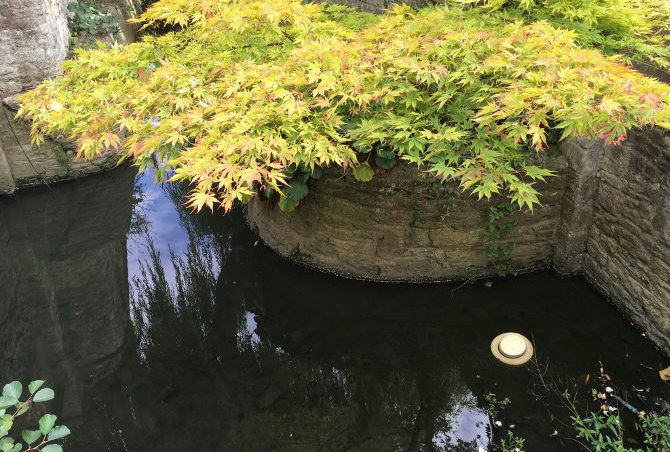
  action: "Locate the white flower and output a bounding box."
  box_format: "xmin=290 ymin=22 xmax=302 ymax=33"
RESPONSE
xmin=478 ymin=448 xmax=488 ymax=452
xmin=495 ymin=421 xmax=503 ymax=427
xmin=605 ymin=387 xmax=613 ymax=393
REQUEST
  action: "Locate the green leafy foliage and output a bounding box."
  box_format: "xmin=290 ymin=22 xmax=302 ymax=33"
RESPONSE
xmin=33 ymin=389 xmax=54 ymax=403
xmin=482 ymin=202 xmax=519 ymax=276
xmin=568 ymin=405 xmax=670 ymax=451
xmin=68 ymin=1 xmax=120 ymax=36
xmin=0 ymin=381 xmax=69 ymax=452
xmin=353 ymin=162 xmax=374 ymax=182
xmin=278 ymin=196 xmax=300 ymax=212
xmin=67 ymin=0 xmax=121 ymax=53
xmin=559 ymin=363 xmax=670 ymax=452
xmin=17 ymin=0 xmax=670 ymax=213
xmin=485 ymin=394 xmax=526 ymax=452
xmin=451 ymin=0 xmax=670 ymax=73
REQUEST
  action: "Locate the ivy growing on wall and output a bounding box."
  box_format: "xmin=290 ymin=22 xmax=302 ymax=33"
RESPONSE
xmin=67 ymin=0 xmax=120 ymax=52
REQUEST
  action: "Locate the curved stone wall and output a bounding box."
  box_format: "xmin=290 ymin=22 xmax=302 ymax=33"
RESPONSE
xmin=248 ymin=130 xmax=670 ymax=354
xmin=247 ymin=150 xmax=568 ymax=281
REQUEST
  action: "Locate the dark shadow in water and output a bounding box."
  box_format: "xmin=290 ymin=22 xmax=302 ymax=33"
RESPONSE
xmin=0 ymin=172 xmax=668 ymax=451
xmin=0 ymin=167 xmax=136 ymax=420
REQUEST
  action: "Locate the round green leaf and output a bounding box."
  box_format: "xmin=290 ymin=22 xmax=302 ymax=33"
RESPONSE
xmin=296 ymin=171 xmax=310 ymax=184
xmin=282 ymin=163 xmax=297 ymax=177
xmin=278 ymin=196 xmax=299 ymax=213
xmin=0 ymin=397 xmax=17 ymax=410
xmin=33 ymin=389 xmax=54 ymax=403
xmin=28 ymin=381 xmax=45 ymax=395
xmin=352 ymin=143 xmax=371 ymax=154
xmin=310 ymin=166 xmax=323 ymax=180
xmin=14 ymin=405 xmax=28 ymax=417
xmin=39 ymin=414 xmax=57 ymax=435
xmin=376 ymin=148 xmax=395 ymax=159
xmin=47 ymin=426 xmax=70 ymax=442
xmin=0 ymin=438 xmax=13 ymax=451
xmin=42 ymin=445 xmax=62 ymax=452
xmin=2 ymin=383 xmax=21 ymax=401
xmin=353 ymin=162 xmax=374 ymax=182
xmin=284 ymin=181 xmax=309 ymax=202
xmin=10 ymin=443 xmax=21 ymax=452
xmin=22 ymin=429 xmax=41 ymax=445
xmin=1 ymin=414 xmax=13 ymax=432
xmin=375 ymin=155 xmax=396 ymax=170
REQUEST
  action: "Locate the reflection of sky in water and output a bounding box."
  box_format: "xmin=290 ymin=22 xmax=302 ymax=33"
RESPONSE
xmin=433 ymin=393 xmax=490 ymax=450
xmin=127 ymin=169 xmax=188 ymax=285
xmin=125 ymin=171 xmax=495 ymax=450
xmin=238 ymin=311 xmax=261 ymax=348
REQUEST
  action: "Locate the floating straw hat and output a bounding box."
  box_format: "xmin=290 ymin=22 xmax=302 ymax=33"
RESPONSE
xmin=490 ymin=332 xmax=534 ymax=365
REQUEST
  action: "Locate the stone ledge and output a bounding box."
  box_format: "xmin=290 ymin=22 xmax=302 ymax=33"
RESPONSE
xmin=0 ymin=142 xmax=16 ymax=195
xmin=0 ymin=104 xmax=120 ymax=193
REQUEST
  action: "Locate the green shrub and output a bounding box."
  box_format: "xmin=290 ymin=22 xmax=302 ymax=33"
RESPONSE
xmin=17 ymin=0 xmax=670 ymax=212
xmin=67 ymin=1 xmax=120 ymax=37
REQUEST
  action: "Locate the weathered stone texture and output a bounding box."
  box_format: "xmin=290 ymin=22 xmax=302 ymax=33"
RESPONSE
xmin=583 ymin=127 xmax=670 ymax=352
xmin=553 ymin=138 xmax=604 ymax=273
xmin=0 ymin=141 xmax=15 ymax=194
xmin=0 ymin=105 xmax=118 ymax=193
xmin=0 ymin=0 xmax=69 ymax=97
xmin=248 ymin=150 xmax=567 ymax=281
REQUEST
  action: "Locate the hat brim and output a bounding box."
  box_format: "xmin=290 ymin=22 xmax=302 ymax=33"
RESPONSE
xmin=490 ymin=333 xmax=534 ymax=366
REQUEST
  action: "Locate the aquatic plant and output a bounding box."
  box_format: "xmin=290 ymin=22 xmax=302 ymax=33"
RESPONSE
xmin=484 ymin=394 xmax=526 ymax=452
xmin=17 ymin=0 xmax=670 ymax=213
xmin=565 ymin=392 xmax=670 ymax=452
xmin=0 ymin=381 xmax=70 ymax=452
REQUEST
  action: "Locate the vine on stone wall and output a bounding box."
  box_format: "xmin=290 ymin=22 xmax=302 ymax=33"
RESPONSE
xmin=483 ymin=202 xmax=519 ymax=277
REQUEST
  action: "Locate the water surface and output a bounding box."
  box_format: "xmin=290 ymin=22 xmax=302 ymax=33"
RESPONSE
xmin=0 ymin=168 xmax=668 ymax=451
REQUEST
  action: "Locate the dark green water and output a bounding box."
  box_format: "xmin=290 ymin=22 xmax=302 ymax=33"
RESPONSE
xmin=0 ymin=167 xmax=668 ymax=451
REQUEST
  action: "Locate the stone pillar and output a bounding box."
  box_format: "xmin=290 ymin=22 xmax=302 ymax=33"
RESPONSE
xmin=583 ymin=127 xmax=670 ymax=354
xmin=0 ymin=142 xmax=16 ymax=194
xmin=552 ymin=137 xmax=605 ymax=273
xmin=0 ymin=0 xmax=69 ymax=96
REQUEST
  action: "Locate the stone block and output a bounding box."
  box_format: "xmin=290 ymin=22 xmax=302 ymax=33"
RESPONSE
xmin=0 ymin=142 xmax=16 ymax=194
xmin=0 ymin=0 xmax=69 ymax=96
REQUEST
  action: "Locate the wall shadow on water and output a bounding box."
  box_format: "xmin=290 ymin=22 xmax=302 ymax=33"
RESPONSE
xmin=1 ymin=174 xmax=668 ymax=451
xmin=0 ymin=167 xmax=137 ymax=420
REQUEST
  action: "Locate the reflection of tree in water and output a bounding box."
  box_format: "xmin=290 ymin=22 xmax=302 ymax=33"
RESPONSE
xmin=121 ymin=183 xmax=485 ymax=451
